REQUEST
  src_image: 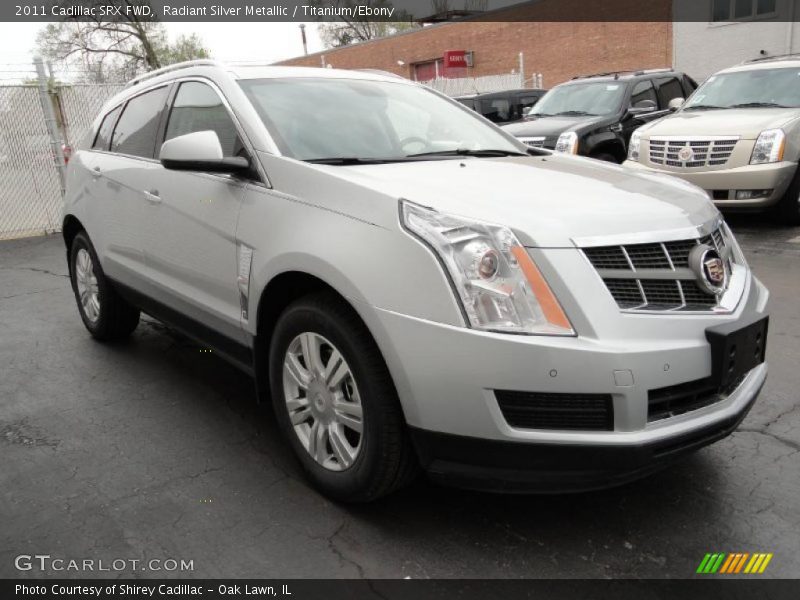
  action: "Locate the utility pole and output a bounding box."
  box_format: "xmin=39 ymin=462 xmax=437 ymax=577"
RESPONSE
xmin=299 ymin=24 xmax=308 ymax=55
xmin=34 ymin=57 xmax=66 ymax=197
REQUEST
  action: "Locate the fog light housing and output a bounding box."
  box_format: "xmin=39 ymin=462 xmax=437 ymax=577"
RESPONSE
xmin=735 ymin=189 xmax=772 ymax=200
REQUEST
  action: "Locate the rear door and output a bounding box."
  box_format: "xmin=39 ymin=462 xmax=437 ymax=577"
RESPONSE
xmin=95 ymin=85 xmax=171 ymax=290
xmin=143 ymin=79 xmax=252 ymax=343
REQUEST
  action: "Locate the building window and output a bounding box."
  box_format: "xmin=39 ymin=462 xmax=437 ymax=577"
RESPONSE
xmin=712 ymin=0 xmax=777 ymax=21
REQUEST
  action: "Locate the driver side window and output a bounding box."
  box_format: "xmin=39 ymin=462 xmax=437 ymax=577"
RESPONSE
xmin=630 ymin=80 xmax=657 ymax=107
xmin=164 ymin=81 xmax=245 ymax=158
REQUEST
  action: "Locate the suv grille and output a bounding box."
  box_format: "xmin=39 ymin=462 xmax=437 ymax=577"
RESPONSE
xmin=582 ymin=227 xmax=728 ymax=312
xmin=647 ymin=373 xmax=747 ymax=422
xmin=495 ymin=390 xmax=613 ymax=431
xmin=518 ymin=135 xmax=556 ymax=149
xmin=649 ymin=137 xmax=738 ymax=168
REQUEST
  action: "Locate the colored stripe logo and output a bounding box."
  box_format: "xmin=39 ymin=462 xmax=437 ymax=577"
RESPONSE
xmin=696 ymin=552 xmax=773 ymax=574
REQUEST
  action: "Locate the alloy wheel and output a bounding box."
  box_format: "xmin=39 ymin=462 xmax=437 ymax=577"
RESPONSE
xmin=75 ymin=248 xmax=100 ymax=323
xmin=282 ymin=332 xmax=364 ymax=471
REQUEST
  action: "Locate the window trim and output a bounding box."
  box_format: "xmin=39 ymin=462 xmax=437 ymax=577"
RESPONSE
xmin=157 ymin=75 xmax=268 ymax=187
xmin=92 ymin=105 xmax=123 ymax=151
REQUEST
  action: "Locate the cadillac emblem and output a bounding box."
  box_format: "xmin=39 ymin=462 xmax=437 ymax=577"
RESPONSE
xmin=678 ymin=145 xmax=694 ymax=162
xmin=689 ymin=244 xmax=728 ymax=295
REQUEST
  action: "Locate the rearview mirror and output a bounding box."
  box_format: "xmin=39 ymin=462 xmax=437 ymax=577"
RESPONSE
xmin=628 ymin=99 xmax=657 ymax=115
xmin=668 ymin=97 xmax=685 ymax=111
xmin=159 ymin=130 xmax=250 ymax=174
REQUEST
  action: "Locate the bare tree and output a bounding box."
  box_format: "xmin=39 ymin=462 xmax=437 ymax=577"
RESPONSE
xmin=36 ymin=1 xmax=209 ymax=83
xmin=314 ymin=0 xmax=418 ymax=48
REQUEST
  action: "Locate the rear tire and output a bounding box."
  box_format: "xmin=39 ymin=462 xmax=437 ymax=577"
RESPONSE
xmin=268 ymin=292 xmax=417 ymax=502
xmin=773 ymin=164 xmax=800 ymax=225
xmin=69 ymin=231 xmax=140 ymax=341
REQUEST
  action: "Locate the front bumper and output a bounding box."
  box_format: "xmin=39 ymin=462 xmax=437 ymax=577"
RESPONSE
xmin=410 ymin=370 xmax=763 ymax=492
xmin=623 ymin=159 xmax=797 ymax=209
xmin=358 ymin=267 xmax=769 ymax=491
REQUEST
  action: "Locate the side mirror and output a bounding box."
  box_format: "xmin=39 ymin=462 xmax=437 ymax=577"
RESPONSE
xmin=628 ymin=99 xmax=657 ymax=115
xmin=668 ymin=97 xmax=685 ymax=111
xmin=160 ymin=130 xmax=250 ymax=174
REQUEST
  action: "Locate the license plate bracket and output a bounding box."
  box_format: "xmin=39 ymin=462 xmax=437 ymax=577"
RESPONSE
xmin=705 ymin=315 xmax=768 ymax=390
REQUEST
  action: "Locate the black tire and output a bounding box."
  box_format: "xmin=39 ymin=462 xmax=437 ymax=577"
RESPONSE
xmin=69 ymin=231 xmax=140 ymax=341
xmin=268 ymin=292 xmax=417 ymax=502
xmin=591 ymin=152 xmax=619 ymax=163
xmin=773 ymin=165 xmax=800 ymax=225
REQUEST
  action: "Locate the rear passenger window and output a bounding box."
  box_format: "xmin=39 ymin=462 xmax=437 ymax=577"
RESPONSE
xmin=630 ymin=80 xmax=658 ymax=107
xmin=164 ymin=82 xmax=244 ymax=157
xmin=655 ymin=78 xmax=684 ymax=107
xmin=111 ymin=86 xmax=169 ymax=158
xmin=93 ymin=106 xmax=121 ymax=151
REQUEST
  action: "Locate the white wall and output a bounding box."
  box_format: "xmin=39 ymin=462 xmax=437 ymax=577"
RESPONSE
xmin=673 ymin=0 xmax=800 ymax=82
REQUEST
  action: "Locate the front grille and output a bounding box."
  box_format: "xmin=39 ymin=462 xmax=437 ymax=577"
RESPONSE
xmin=519 ymin=136 xmax=546 ymax=148
xmin=648 ymin=137 xmax=738 ymax=168
xmin=495 ymin=390 xmax=614 ymax=431
xmin=648 ymin=373 xmax=747 ymax=422
xmin=582 ymin=226 xmax=730 ymax=312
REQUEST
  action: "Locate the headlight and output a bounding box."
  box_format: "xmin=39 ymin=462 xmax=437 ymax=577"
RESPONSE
xmin=555 ymin=131 xmax=579 ymax=154
xmin=400 ymin=200 xmax=574 ymax=336
xmin=750 ymin=128 xmax=785 ymax=165
xmin=628 ymin=129 xmax=642 ymax=161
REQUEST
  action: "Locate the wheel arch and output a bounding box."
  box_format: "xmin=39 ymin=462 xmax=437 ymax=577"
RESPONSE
xmin=251 ymin=270 xmax=411 ymax=424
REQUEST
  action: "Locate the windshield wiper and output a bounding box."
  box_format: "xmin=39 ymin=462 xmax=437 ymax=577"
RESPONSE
xmin=729 ymin=101 xmax=789 ymax=109
xmin=682 ymin=104 xmax=728 ymax=111
xmin=405 ymin=148 xmax=528 ymax=158
xmin=554 ymin=110 xmax=597 ymax=116
xmin=305 ymin=157 xmax=405 ymax=165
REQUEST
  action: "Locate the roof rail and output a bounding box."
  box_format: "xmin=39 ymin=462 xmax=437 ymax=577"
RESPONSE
xmin=125 ymin=59 xmax=222 ymax=88
xmin=744 ymin=52 xmax=800 ymax=64
xmin=571 ymin=67 xmax=674 ymax=80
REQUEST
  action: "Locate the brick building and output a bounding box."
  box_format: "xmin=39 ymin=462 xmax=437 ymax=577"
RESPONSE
xmin=278 ymin=0 xmax=674 ymax=88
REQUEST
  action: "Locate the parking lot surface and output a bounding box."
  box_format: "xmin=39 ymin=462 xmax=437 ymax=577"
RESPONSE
xmin=1 ymin=217 xmax=799 ymax=579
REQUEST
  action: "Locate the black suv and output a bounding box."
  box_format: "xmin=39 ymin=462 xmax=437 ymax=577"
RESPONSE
xmin=502 ymin=69 xmax=697 ymax=162
xmin=455 ymin=88 xmax=547 ymax=124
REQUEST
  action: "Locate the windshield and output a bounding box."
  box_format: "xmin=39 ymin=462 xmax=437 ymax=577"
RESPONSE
xmin=684 ymin=67 xmax=800 ymax=109
xmin=529 ymin=81 xmax=626 ymax=117
xmin=238 ymin=78 xmax=524 ymax=162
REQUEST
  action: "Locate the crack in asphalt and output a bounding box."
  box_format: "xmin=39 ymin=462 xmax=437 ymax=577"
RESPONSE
xmin=736 ymin=428 xmax=800 ymax=453
xmin=0 ymin=265 xmax=69 ymax=279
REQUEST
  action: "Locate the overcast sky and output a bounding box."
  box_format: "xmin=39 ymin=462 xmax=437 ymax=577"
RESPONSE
xmin=0 ymin=22 xmax=324 ymax=82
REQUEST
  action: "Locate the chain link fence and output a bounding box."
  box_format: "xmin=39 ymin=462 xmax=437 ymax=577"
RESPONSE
xmin=0 ymin=82 xmax=122 ymax=241
xmin=0 ymin=85 xmax=63 ymax=240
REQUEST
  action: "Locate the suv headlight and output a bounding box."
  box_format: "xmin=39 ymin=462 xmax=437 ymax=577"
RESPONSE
xmin=400 ymin=200 xmax=574 ymax=336
xmin=555 ymin=131 xmax=579 ymax=154
xmin=628 ymin=129 xmax=642 ymax=161
xmin=750 ymin=128 xmax=785 ymax=165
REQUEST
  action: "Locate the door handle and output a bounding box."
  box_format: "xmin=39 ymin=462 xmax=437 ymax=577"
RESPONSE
xmin=143 ymin=189 xmax=161 ymax=203
xmin=91 ymin=166 xmax=101 ymax=179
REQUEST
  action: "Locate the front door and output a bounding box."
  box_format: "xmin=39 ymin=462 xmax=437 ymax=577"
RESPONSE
xmin=143 ymin=80 xmax=253 ymax=343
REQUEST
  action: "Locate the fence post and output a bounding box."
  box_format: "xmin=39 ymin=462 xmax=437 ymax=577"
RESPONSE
xmin=34 ymin=57 xmax=66 ymax=198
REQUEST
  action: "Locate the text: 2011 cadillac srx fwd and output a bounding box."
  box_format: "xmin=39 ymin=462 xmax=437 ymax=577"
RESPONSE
xmin=63 ymin=61 xmax=769 ymax=501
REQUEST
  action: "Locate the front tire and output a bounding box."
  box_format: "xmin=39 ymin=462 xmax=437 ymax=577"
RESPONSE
xmin=268 ymin=292 xmax=417 ymax=502
xmin=774 ymin=164 xmax=800 ymax=225
xmin=69 ymin=231 xmax=140 ymax=341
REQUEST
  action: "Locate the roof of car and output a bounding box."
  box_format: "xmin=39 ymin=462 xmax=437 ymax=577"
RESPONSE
xmin=564 ymin=68 xmax=684 ymax=85
xmin=454 ymin=88 xmax=547 ymax=100
xmin=721 ymin=54 xmax=800 ymax=73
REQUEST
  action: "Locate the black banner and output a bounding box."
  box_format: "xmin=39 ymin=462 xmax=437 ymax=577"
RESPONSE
xmin=3 ymin=0 xmax=799 ymax=23
xmin=4 ymin=579 xmax=800 ymax=600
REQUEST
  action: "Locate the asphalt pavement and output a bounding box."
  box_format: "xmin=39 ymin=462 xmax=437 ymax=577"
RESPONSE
xmin=1 ymin=215 xmax=798 ymax=579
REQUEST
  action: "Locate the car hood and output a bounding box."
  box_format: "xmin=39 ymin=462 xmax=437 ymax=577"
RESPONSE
xmin=327 ymin=155 xmax=717 ymax=247
xmin=502 ymin=114 xmax=608 ymax=137
xmin=639 ymin=107 xmax=800 ymax=139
